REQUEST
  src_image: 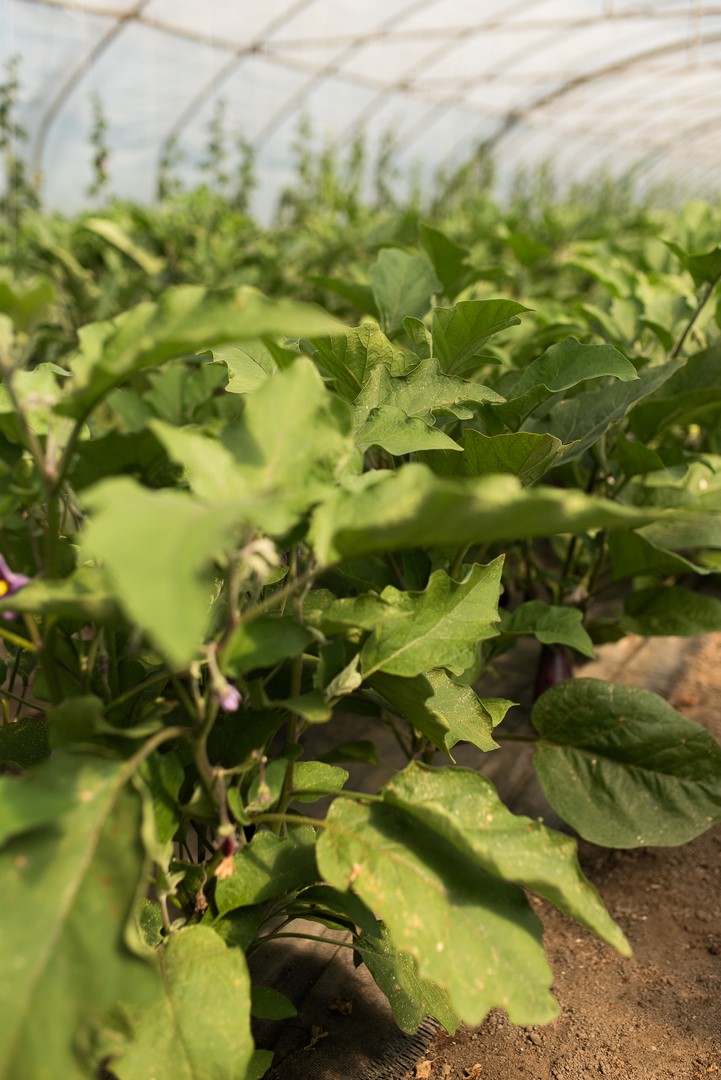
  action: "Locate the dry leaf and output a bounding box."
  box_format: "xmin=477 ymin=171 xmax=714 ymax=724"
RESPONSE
xmin=329 ymin=996 xmax=353 ymax=1016
xmin=464 ymin=1066 xmax=484 ymax=1079
xmin=415 ymin=1061 xmax=433 ymax=1079
xmin=304 ymin=1025 xmax=330 ymax=1050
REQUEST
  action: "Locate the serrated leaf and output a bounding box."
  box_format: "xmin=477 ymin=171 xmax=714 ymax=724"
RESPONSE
xmin=310 ymin=464 xmax=651 ymax=564
xmin=356 ymin=406 xmax=461 ymax=456
xmin=500 ymin=601 xmax=595 ymax=658
xmin=0 ymin=753 xmax=159 ymax=1078
xmin=371 ymin=670 xmax=498 ymax=756
xmin=369 ymin=249 xmax=440 ymax=334
xmin=215 ymin=827 xmax=319 ymax=915
xmin=224 ymin=616 xmax=313 ymax=676
xmin=432 ymin=299 xmax=530 ymax=375
xmin=112 ymin=926 xmax=253 ymax=1080
xmin=324 ymin=561 xmax=503 ymax=678
xmin=621 ymin=586 xmax=721 ymax=636
xmin=312 ymin=324 xmax=417 ymax=400
xmin=532 ymin=678 xmax=721 ymax=847
xmin=421 ymin=430 xmax=568 ymax=486
xmin=356 ymin=922 xmax=459 ymax=1034
xmin=60 ymin=285 xmax=343 ymax=419
xmin=382 ymin=762 xmax=630 ymax=954
xmin=81 ymin=478 xmax=244 ymax=666
xmin=317 ymin=796 xmax=558 ymax=1026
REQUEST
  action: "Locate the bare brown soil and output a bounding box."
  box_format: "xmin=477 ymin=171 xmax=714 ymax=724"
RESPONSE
xmin=408 ymin=637 xmax=721 ymax=1080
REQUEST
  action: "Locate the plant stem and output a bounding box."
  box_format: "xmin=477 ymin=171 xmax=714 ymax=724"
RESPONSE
xmin=106 ymin=669 xmax=171 ymax=712
xmin=0 ymin=623 xmax=36 ymax=651
xmin=251 ymin=931 xmax=355 ymax=952
xmin=670 ymin=267 xmax=721 ymax=360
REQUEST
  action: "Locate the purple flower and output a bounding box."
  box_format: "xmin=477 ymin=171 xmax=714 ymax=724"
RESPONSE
xmin=0 ymin=555 xmax=30 ymax=621
xmin=218 ymin=683 xmax=242 ymax=713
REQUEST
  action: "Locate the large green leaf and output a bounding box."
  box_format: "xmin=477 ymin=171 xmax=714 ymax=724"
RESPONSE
xmin=538 ymin=357 xmax=683 ymax=460
xmin=224 ymin=616 xmax=313 ymax=676
xmin=621 ymin=586 xmax=721 ymax=636
xmin=81 ymin=479 xmax=245 ymax=666
xmin=355 ymin=922 xmax=459 ymax=1034
xmin=432 ymin=299 xmax=530 ymax=375
xmin=0 ymin=753 xmax=159 ymax=1079
xmin=317 ymin=796 xmax=558 ymax=1026
xmin=82 ymin=217 xmax=165 ymax=276
xmin=382 ymin=763 xmax=630 ymax=954
xmin=323 ymin=561 xmax=503 ymax=678
xmin=369 ymin=249 xmax=440 ymax=334
xmin=370 ymin=669 xmax=500 ymax=756
xmin=491 ymin=337 xmax=638 ymax=428
xmin=214 ymin=827 xmax=319 ymax=915
xmin=59 ymin=285 xmax=343 ymax=419
xmin=356 ymin=406 xmax=462 ymax=456
xmin=213 ymin=340 xmax=278 ymax=395
xmin=0 ymin=717 xmax=49 ymax=769
xmin=112 ymin=926 xmax=254 ymax=1080
xmin=532 ymin=678 xmax=721 ymax=847
xmin=310 ymin=464 xmax=651 ymax=564
xmin=500 ymin=601 xmax=595 ymax=658
xmin=0 ymin=567 xmax=119 ymax=623
xmin=419 ymin=222 xmax=472 ymax=300
xmin=630 ymin=341 xmax=721 ymax=442
xmin=421 ymin=429 xmax=568 ymax=485
xmin=312 ymin=325 xmax=418 ymax=401
xmin=608 ymin=529 xmax=714 ymax=581
xmin=354 ymin=357 xmax=503 ymax=426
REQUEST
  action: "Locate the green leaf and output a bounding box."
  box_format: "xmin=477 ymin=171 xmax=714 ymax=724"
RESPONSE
xmin=0 ymin=272 xmax=55 ymax=332
xmin=60 ymin=285 xmax=343 ymax=419
xmin=608 ymin=530 xmax=713 ymax=581
xmin=214 ymin=827 xmax=319 ymax=915
xmin=383 ymin=762 xmax=630 ymax=954
xmin=324 ymin=561 xmax=503 ymax=678
xmin=224 ymin=616 xmax=313 ymax=677
xmin=0 ymin=717 xmax=49 ymax=769
xmin=665 ymin=240 xmax=721 ymax=288
xmin=419 ymin=222 xmax=472 ymax=300
xmin=621 ymin=586 xmax=721 ymax=636
xmin=630 ymin=341 xmax=721 ymax=442
xmin=432 ymin=299 xmax=530 ymax=375
xmin=369 ymin=249 xmax=440 ymax=334
xmin=112 ymin=926 xmax=254 ymax=1080
xmin=317 ymin=797 xmax=558 ymax=1026
xmin=354 ymin=357 xmax=503 ymax=426
xmin=311 ymin=464 xmax=651 ymax=564
xmin=309 ymin=276 xmax=380 ymax=320
xmin=356 ymin=922 xmax=459 ymax=1034
xmin=291 ymin=761 xmax=349 ymax=802
xmin=613 ymin=434 xmax=665 ymax=478
xmin=492 ymin=337 xmax=638 ymax=428
xmin=251 ymin=985 xmax=297 ymax=1020
xmin=356 ymin=406 xmax=462 ymax=456
xmin=532 ymin=678 xmax=721 ymax=847
xmin=500 ymin=601 xmax=595 ymax=658
xmin=0 ymin=567 xmax=120 ymax=623
xmin=371 ymin=670 xmax=499 ymax=756
xmin=312 ymin=325 xmax=418 ymax=401
xmin=81 ymin=478 xmax=245 ymax=666
xmin=0 ymin=768 xmax=75 ymax=845
xmin=421 ymin=430 xmax=568 ymax=486
xmin=318 ymin=740 xmax=380 ymax=765
xmin=0 ymin=753 xmax=159 ymax=1078
xmin=213 ymin=340 xmax=278 ymax=394
xmin=82 ymin=217 xmax=166 ymax=276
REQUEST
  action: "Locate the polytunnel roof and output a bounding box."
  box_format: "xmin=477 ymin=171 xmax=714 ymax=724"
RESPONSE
xmin=4 ymin=0 xmax=721 ymax=215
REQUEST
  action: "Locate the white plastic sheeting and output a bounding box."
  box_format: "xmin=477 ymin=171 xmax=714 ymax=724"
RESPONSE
xmin=2 ymin=0 xmax=721 ymax=213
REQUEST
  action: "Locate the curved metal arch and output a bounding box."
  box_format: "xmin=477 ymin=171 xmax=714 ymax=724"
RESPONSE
xmin=154 ymin=0 xmax=317 ymax=157
xmin=248 ymin=0 xmax=441 ymax=151
xmin=429 ymin=28 xmax=721 ymax=187
xmin=382 ymin=8 xmax=708 ymax=158
xmin=30 ymin=0 xmax=153 ymax=179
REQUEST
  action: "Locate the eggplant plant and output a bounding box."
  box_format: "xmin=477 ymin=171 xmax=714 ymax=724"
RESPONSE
xmin=0 ymin=216 xmax=720 ymax=1080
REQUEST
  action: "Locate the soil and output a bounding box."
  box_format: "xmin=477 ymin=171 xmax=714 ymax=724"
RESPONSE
xmin=406 ymin=635 xmax=721 ymax=1080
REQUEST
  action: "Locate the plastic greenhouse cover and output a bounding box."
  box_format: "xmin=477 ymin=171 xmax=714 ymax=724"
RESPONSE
xmin=2 ymin=0 xmax=721 ymax=215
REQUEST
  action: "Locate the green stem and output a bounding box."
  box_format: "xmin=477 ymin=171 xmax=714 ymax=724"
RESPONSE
xmin=251 ymin=931 xmax=355 ymax=952
xmin=0 ymin=623 xmax=36 ymax=652
xmin=670 ymin=267 xmax=721 ymax=360
xmin=106 ymin=669 xmax=171 ymax=712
